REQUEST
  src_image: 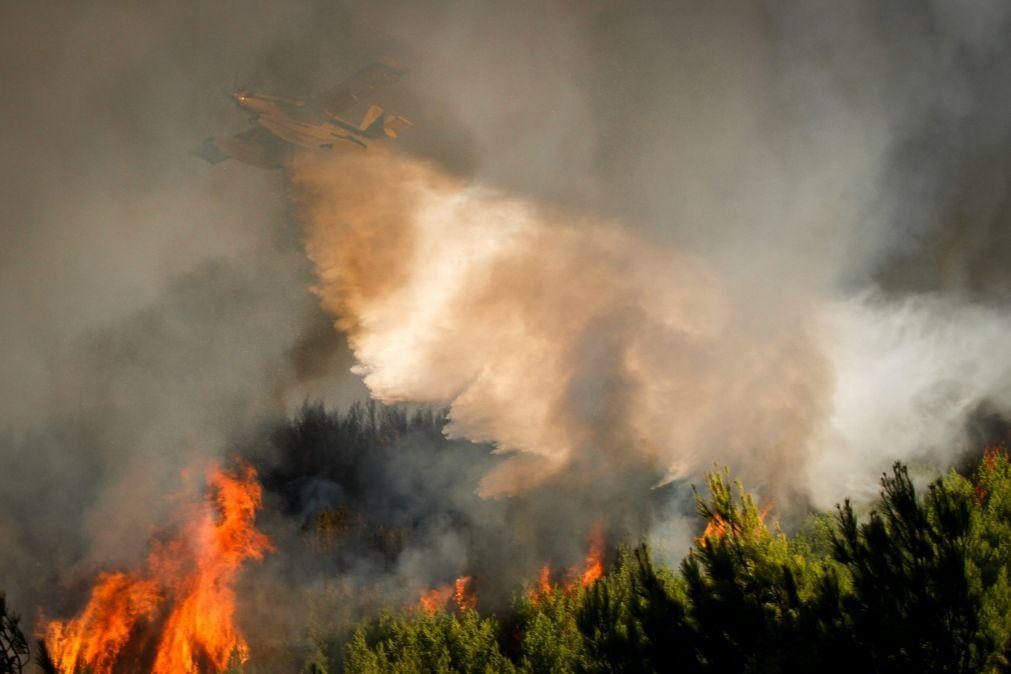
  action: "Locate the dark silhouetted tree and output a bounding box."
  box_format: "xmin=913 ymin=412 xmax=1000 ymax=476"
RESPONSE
xmin=0 ymin=593 xmax=29 ymax=674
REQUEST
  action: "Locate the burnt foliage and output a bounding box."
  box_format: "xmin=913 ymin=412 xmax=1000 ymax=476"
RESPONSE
xmin=0 ymin=593 xmax=29 ymax=674
xmin=255 ymin=400 xmax=495 ymax=569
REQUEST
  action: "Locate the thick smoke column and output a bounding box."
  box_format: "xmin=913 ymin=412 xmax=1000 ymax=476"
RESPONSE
xmin=291 ymin=150 xmax=829 ymax=502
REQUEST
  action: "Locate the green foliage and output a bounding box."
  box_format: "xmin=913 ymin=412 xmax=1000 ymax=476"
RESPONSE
xmin=680 ymin=469 xmax=832 ymax=672
xmin=830 ymin=463 xmax=985 ymax=672
xmin=515 ymin=585 xmax=585 ymax=673
xmin=314 ymin=454 xmax=1011 ymax=673
xmin=345 ymin=610 xmax=514 ymax=674
xmin=577 ymin=545 xmax=693 ymax=674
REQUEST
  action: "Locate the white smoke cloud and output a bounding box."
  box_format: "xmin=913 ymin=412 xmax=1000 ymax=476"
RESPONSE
xmin=809 ymin=292 xmax=1011 ymax=506
xmin=293 ymin=150 xmax=829 ymax=501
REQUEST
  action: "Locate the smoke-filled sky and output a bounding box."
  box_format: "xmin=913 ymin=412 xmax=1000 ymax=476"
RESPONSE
xmin=2 ymin=0 xmax=1010 ymax=649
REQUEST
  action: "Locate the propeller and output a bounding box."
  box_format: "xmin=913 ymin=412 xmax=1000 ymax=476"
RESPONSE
xmin=220 ymin=81 xmax=252 ymax=99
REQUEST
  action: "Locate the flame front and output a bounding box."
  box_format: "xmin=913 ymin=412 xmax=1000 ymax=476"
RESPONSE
xmin=418 ymin=576 xmax=476 ymax=614
xmin=529 ymin=525 xmax=606 ymax=604
xmin=579 ymin=525 xmax=605 ymax=588
xmin=42 ymin=464 xmax=271 ymax=673
xmin=43 ymin=573 xmax=161 ymax=674
xmin=151 ymin=466 xmax=273 ymax=673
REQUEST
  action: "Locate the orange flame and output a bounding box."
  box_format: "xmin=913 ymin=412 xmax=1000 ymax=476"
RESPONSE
xmin=418 ymin=585 xmax=453 ymax=614
xmin=151 ymin=465 xmax=273 ymax=673
xmin=697 ymin=503 xmax=773 ymax=548
xmin=529 ymin=525 xmax=606 ymax=603
xmin=537 ymin=565 xmax=553 ymax=596
xmin=698 ymin=514 xmax=730 ymax=546
xmin=43 ymin=573 xmax=161 ymax=674
xmin=418 ymin=575 xmax=476 ymax=614
xmin=527 ymin=565 xmax=554 ymax=606
xmin=42 ymin=464 xmax=272 ymax=674
xmin=579 ymin=525 xmax=605 ymax=587
xmin=453 ymin=576 xmax=476 ymax=611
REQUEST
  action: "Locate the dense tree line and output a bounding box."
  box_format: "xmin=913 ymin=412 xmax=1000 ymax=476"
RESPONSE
xmin=12 ymin=403 xmax=1009 ymax=672
xmin=256 ymin=400 xmax=498 ymax=569
xmin=321 ymin=451 xmax=1011 ymax=673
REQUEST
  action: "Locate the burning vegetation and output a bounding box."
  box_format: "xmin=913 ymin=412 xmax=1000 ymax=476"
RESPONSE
xmin=7 ymin=402 xmax=1011 ymax=673
xmin=40 ymin=464 xmax=271 ymax=674
xmin=338 ymin=448 xmax=1011 ymax=673
xmin=527 ymin=525 xmax=606 ymax=607
xmin=418 ymin=576 xmax=476 ymax=615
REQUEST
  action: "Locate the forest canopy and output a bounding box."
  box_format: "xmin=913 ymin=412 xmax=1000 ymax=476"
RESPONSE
xmin=329 ymin=449 xmax=1011 ymax=673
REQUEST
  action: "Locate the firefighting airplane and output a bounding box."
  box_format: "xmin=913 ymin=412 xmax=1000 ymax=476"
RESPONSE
xmin=192 ymin=58 xmax=411 ymax=168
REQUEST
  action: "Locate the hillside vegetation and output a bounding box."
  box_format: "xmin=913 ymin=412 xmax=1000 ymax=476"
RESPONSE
xmin=322 ymin=451 xmax=1011 ymax=674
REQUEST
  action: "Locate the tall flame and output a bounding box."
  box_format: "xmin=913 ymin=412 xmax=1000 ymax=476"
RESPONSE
xmin=453 ymin=576 xmax=477 ymax=612
xmin=43 ymin=574 xmax=161 ymax=674
xmin=579 ymin=525 xmax=605 ymax=587
xmin=151 ymin=466 xmax=273 ymax=673
xmin=42 ymin=464 xmax=272 ymax=674
xmin=418 ymin=576 xmax=476 ymax=614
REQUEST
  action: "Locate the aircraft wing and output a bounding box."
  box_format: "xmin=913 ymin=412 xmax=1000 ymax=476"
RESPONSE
xmin=308 ymin=58 xmax=407 ymax=119
xmin=191 ymin=126 xmax=287 ymax=168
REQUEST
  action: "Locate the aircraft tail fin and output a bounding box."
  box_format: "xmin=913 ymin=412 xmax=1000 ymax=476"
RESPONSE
xmin=359 ymin=105 xmax=386 ymax=136
xmin=359 ymin=105 xmax=413 ymax=139
xmin=383 ymin=114 xmax=413 ymax=138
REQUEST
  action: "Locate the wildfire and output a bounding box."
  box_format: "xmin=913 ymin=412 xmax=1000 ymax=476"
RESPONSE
xmin=418 ymin=586 xmax=453 ymax=614
xmin=42 ymin=464 xmax=272 ymax=674
xmin=699 ymin=514 xmax=730 ymax=545
xmin=579 ymin=525 xmax=605 ymax=588
xmin=697 ymin=504 xmax=772 ymax=548
xmin=419 ymin=576 xmax=476 ymax=614
xmin=43 ymin=574 xmax=160 ymax=674
xmin=537 ymin=566 xmax=553 ymax=595
xmin=529 ymin=525 xmax=606 ymax=604
xmin=453 ymin=576 xmax=477 ymax=611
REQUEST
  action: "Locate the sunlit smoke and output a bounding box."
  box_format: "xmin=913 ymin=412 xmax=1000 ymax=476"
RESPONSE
xmin=290 ymin=150 xmax=830 ymax=501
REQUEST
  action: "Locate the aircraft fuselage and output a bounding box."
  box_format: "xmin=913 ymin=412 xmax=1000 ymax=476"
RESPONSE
xmin=194 ymin=59 xmax=409 ymax=168
xmin=231 ymin=91 xmax=367 ymax=150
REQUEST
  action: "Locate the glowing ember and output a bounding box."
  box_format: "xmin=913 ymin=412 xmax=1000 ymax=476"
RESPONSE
xmin=42 ymin=464 xmax=272 ymax=674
